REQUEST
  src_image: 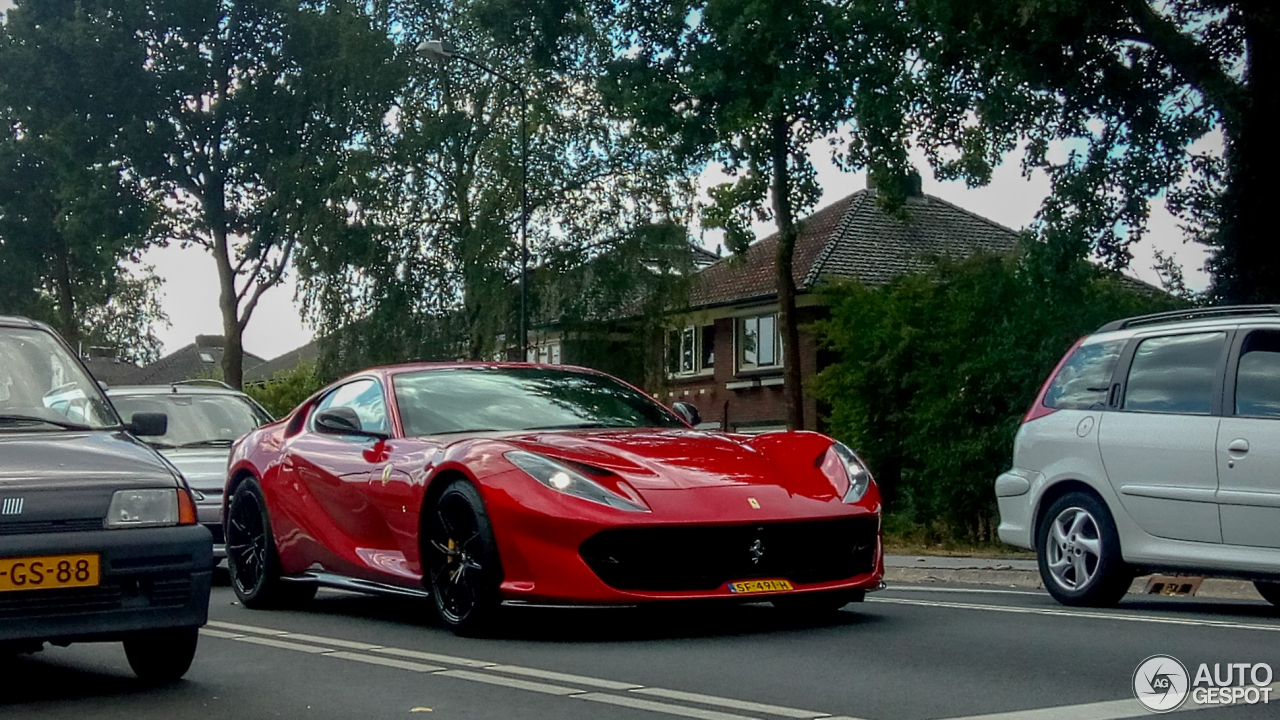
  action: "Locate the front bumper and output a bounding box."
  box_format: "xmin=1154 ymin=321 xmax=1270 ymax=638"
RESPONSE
xmin=484 ymin=476 xmax=885 ymax=605
xmin=0 ymin=524 xmax=213 ymax=644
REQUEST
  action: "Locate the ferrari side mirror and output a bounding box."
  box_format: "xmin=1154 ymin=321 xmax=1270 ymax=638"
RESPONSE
xmin=315 ymin=407 xmax=388 ymax=440
xmin=671 ymin=401 xmax=701 ymax=427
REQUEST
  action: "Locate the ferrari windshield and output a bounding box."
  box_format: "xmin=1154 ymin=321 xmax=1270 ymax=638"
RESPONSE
xmin=0 ymin=326 xmax=118 ymax=431
xmin=392 ymin=367 xmax=685 ymax=436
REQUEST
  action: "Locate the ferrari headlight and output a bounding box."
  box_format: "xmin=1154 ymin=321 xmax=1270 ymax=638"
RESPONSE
xmin=105 ymin=489 xmax=179 ymax=528
xmin=827 ymin=443 xmax=874 ymax=503
xmin=505 ymin=451 xmax=649 ymax=512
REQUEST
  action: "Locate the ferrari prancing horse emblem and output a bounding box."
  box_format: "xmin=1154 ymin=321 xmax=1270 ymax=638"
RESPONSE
xmin=748 ymin=497 xmax=760 ymax=509
xmin=381 ymin=464 xmax=393 ymax=485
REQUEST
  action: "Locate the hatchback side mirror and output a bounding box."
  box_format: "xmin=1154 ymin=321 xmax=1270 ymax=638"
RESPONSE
xmin=671 ymin=401 xmax=701 ymax=427
xmin=127 ymin=412 xmax=168 ymax=437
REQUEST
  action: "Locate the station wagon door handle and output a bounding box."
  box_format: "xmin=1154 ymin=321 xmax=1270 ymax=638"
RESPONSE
xmin=1227 ymin=439 xmax=1250 ymax=455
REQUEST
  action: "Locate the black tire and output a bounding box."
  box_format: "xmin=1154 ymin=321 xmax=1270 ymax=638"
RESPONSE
xmin=772 ymin=590 xmax=863 ymax=618
xmin=423 ymin=479 xmax=503 ymax=637
xmin=1255 ymin=581 xmax=1280 ymax=607
xmin=225 ymin=479 xmax=316 ymax=609
xmin=1037 ymin=491 xmax=1132 ymax=607
xmin=123 ymin=626 xmax=199 ymax=683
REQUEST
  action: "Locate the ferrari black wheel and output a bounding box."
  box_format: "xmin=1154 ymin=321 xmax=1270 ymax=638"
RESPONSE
xmin=424 ymin=479 xmax=503 ymax=636
xmin=123 ymin=626 xmax=199 ymax=683
xmin=226 ymin=479 xmax=316 ymax=609
xmin=772 ymin=589 xmax=863 ymax=618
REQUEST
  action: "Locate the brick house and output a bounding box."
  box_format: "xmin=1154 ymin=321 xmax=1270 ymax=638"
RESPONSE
xmin=659 ymin=186 xmax=1020 ymax=433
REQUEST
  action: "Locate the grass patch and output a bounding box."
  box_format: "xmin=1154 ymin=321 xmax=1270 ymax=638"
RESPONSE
xmin=882 ymin=511 xmax=1037 ymax=559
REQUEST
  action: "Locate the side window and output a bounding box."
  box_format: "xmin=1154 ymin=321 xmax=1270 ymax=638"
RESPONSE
xmin=313 ymin=379 xmax=389 ymax=435
xmin=1123 ymin=332 xmax=1226 ymax=415
xmin=1235 ymin=330 xmax=1280 ymax=418
xmin=1044 ymin=340 xmax=1125 ymax=410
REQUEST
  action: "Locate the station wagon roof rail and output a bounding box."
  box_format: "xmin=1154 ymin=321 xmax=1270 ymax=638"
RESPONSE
xmin=1096 ymin=305 xmax=1280 ymax=333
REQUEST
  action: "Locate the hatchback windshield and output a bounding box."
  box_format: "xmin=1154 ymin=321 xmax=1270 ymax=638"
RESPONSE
xmin=0 ymin=326 xmax=118 ymax=430
xmin=110 ymin=393 xmax=271 ymax=448
xmin=392 ymin=367 xmax=685 ymax=436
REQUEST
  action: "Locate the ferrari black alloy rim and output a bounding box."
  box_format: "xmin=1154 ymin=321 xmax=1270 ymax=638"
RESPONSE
xmin=227 ymin=490 xmax=268 ymax=596
xmin=429 ymin=493 xmax=485 ymax=624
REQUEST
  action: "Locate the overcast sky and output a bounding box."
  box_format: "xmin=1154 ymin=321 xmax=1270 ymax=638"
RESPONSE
xmin=2 ymin=0 xmax=1211 ymax=361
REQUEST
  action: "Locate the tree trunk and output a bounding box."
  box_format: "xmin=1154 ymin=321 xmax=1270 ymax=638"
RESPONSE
xmin=209 ymin=188 xmax=244 ymax=389
xmin=770 ymin=111 xmax=805 ymax=431
xmin=1210 ymin=8 xmax=1280 ymax=303
xmin=52 ymin=238 xmax=79 ymax=349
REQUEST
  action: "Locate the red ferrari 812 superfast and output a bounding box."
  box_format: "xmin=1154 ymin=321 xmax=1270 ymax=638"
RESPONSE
xmin=224 ymin=363 xmax=883 ymax=634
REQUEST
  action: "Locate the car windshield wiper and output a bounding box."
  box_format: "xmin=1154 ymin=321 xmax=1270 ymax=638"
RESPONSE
xmin=0 ymin=414 xmax=93 ymax=431
xmin=173 ymin=439 xmax=235 ymax=448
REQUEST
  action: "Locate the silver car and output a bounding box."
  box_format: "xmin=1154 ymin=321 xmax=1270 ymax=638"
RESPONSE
xmin=107 ymin=380 xmax=272 ymax=559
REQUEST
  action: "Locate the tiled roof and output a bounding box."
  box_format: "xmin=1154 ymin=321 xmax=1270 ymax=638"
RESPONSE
xmin=133 ymin=337 xmax=266 ymax=385
xmin=81 ymin=357 xmax=145 ymax=386
xmin=243 ymin=340 xmax=319 ymax=384
xmin=689 ymin=190 xmax=1022 ymax=308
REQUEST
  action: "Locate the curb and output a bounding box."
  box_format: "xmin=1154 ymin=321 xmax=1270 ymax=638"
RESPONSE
xmin=883 ymin=555 xmax=1265 ymax=601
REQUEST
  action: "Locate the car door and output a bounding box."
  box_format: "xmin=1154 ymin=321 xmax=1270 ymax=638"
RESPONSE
xmin=1217 ymin=327 xmax=1280 ymax=548
xmin=280 ymin=377 xmax=398 ymax=576
xmin=1098 ymin=330 xmax=1230 ymax=543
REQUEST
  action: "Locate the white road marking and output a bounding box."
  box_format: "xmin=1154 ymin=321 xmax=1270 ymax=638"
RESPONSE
xmin=576 ymin=692 xmax=763 ymax=720
xmin=207 ymin=620 xmax=288 ymax=635
xmin=199 ymin=628 xmax=243 ymax=639
xmin=281 ymin=632 xmax=383 ymax=651
xmin=869 ymin=597 xmax=1280 ymax=633
xmin=936 ymin=682 xmax=1280 ymax=720
xmin=234 ymin=635 xmax=334 ymax=654
xmin=631 ymin=687 xmax=830 ymax=718
xmin=486 ymin=664 xmax=642 ymax=690
xmin=325 ymin=650 xmax=443 ymax=673
xmin=371 ymin=646 xmax=495 ymax=668
xmin=435 ymin=669 xmax=583 ymax=696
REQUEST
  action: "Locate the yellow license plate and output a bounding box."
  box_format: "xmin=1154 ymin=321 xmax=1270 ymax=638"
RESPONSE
xmin=0 ymin=554 xmax=100 ymax=592
xmin=727 ymin=579 xmax=793 ymax=594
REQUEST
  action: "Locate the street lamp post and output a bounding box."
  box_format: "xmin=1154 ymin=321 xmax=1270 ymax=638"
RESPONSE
xmin=416 ymin=39 xmax=529 ymax=360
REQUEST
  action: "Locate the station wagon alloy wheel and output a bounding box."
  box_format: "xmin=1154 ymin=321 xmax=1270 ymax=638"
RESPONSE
xmin=1046 ymin=506 xmax=1102 ymax=591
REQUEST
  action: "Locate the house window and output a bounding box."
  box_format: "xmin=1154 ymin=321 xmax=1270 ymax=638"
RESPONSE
xmin=738 ymin=313 xmax=782 ymax=371
xmin=526 ymin=341 xmax=562 ymax=365
xmin=667 ymin=324 xmax=715 ymax=376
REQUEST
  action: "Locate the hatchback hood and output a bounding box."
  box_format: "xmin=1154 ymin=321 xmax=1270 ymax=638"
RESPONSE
xmin=155 ymin=447 xmax=230 ymax=493
xmin=0 ymin=431 xmax=179 ymax=490
xmin=503 ymin=429 xmax=836 ymax=497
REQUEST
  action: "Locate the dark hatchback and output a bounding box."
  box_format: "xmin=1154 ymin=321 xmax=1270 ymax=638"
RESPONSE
xmin=0 ymin=316 xmax=212 ymax=682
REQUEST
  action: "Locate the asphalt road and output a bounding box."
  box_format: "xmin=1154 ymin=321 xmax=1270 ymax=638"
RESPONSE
xmin=4 ymin=581 xmax=1280 ymax=720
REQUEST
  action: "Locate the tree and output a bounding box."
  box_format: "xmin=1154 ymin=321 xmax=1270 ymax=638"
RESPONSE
xmin=517 ymin=0 xmax=925 ymax=429
xmin=107 ymin=0 xmax=399 ymax=388
xmin=811 ymin=239 xmax=1184 ymax=540
xmin=300 ymin=0 xmax=695 ymax=375
xmin=907 ymin=0 xmax=1278 ymax=301
xmin=0 ymin=0 xmax=164 ymax=349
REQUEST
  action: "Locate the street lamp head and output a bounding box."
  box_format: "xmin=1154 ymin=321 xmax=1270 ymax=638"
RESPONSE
xmin=416 ymin=39 xmax=456 ymax=62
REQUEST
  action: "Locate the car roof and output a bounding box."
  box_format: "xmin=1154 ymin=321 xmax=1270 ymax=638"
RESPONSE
xmin=366 ymin=361 xmax=609 ymax=378
xmin=0 ymin=315 xmax=45 ymax=330
xmin=106 ymin=381 xmax=250 ymax=397
xmin=1090 ymin=305 xmax=1280 ymax=343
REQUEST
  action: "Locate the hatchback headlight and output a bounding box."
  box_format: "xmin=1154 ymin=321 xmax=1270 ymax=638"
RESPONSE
xmin=823 ymin=442 xmax=874 ymax=503
xmin=105 ymin=489 xmax=195 ymax=528
xmin=505 ymin=451 xmax=649 ymax=512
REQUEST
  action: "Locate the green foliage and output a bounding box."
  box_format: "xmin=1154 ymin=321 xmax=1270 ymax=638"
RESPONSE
xmin=0 ymin=0 xmax=164 ymax=347
xmin=905 ymin=0 xmax=1275 ymax=300
xmin=812 ymin=238 xmax=1185 ymax=540
xmin=242 ymin=361 xmax=325 ymax=418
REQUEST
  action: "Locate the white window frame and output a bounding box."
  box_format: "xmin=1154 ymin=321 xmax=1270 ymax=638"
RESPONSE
xmin=736 ymin=313 xmax=783 ymax=372
xmin=667 ymin=324 xmax=715 ymax=378
xmin=526 ymin=340 xmax=563 ymax=365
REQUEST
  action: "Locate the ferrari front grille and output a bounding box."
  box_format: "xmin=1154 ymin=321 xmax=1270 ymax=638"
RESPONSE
xmin=579 ymin=516 xmax=878 ymax=591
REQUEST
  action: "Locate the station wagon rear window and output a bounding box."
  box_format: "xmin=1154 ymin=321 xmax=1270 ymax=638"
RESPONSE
xmin=1044 ymin=340 xmax=1125 ymax=410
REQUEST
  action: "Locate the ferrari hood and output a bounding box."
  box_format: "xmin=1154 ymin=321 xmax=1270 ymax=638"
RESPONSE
xmin=503 ymin=429 xmax=834 ymax=496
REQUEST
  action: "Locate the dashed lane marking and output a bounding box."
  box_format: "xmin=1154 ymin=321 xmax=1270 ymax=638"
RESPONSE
xmin=487 ymin=664 xmax=643 ymax=690
xmin=576 ymin=692 xmax=763 ymax=720
xmin=371 ymin=646 xmax=495 ymax=668
xmin=234 ymin=635 xmax=334 ymax=654
xmin=434 ymin=669 xmax=583 ymax=696
xmin=630 ymin=687 xmax=830 ymax=718
xmin=325 ymin=650 xmax=443 ymax=673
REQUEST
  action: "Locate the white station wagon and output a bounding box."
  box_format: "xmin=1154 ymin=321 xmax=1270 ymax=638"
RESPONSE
xmin=997 ymin=306 xmax=1280 ymax=607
